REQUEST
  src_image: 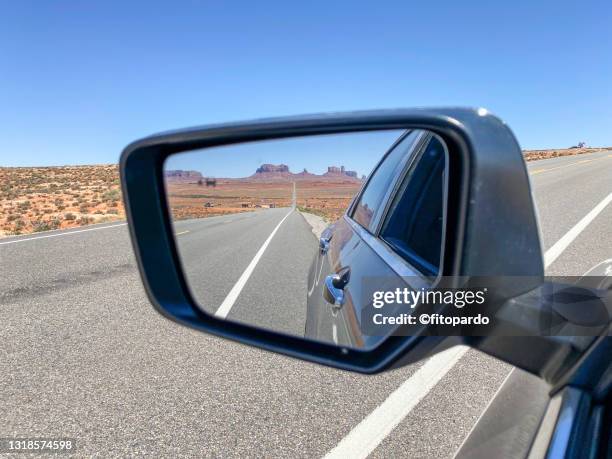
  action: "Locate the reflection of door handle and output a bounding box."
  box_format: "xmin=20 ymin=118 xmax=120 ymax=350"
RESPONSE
xmin=323 ymin=267 xmax=350 ymax=307
xmin=319 ymin=235 xmax=332 ymax=254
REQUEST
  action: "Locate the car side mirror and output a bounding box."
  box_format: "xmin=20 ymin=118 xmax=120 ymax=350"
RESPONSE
xmin=120 ymin=108 xmax=568 ymax=377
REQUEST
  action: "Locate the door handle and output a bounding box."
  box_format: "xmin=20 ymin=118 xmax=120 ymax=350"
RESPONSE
xmin=319 ymin=234 xmax=332 ymax=254
xmin=323 ymin=266 xmax=350 ymax=307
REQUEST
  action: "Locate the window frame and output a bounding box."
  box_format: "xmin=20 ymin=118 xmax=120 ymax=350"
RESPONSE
xmin=378 ymin=132 xmax=449 ymax=276
xmin=347 ymin=131 xmax=449 ymax=282
xmin=347 ymin=129 xmax=428 ymax=232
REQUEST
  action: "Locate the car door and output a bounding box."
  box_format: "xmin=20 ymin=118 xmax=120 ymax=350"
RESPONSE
xmin=306 ymin=131 xmax=447 ymax=349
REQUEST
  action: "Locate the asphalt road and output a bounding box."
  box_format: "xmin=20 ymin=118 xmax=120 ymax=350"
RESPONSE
xmin=173 ymin=208 xmax=315 ymax=337
xmin=1 ymin=150 xmax=610 ymax=457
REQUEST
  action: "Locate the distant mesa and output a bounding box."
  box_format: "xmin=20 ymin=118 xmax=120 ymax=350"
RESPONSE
xmin=164 ymin=170 xmax=203 ymax=181
xmin=251 ymin=163 xmax=361 ymax=181
xmin=256 ymin=164 xmax=290 ymax=174
xmin=323 ymin=165 xmax=359 ymax=179
xmin=165 ymin=165 xmax=363 ymax=182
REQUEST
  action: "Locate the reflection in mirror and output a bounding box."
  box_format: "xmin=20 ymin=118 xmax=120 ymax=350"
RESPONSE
xmin=164 ymin=129 xmax=448 ymax=349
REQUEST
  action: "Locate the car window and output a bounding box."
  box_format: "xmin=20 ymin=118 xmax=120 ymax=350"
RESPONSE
xmin=351 ymin=131 xmax=421 ymax=232
xmin=380 ymin=134 xmax=446 ymax=276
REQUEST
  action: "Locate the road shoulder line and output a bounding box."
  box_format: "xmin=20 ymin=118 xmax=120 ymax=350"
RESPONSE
xmin=0 ymin=222 xmax=127 ymax=245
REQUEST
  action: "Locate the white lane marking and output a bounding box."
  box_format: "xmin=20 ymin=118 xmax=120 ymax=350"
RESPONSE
xmin=544 ymin=192 xmax=612 ymax=268
xmin=326 ymin=193 xmax=612 ymax=458
xmin=324 ymin=346 xmax=469 ymax=459
xmin=214 ymin=210 xmax=293 ymax=319
xmin=175 ymin=230 xmax=190 ymax=236
xmin=0 ymin=223 xmax=127 ymax=245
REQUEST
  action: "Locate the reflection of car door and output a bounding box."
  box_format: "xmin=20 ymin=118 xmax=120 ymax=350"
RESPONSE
xmin=306 ymin=129 xmax=429 ymax=347
xmin=345 ymin=133 xmax=447 ymax=347
xmin=307 ymin=132 xmax=448 ymax=348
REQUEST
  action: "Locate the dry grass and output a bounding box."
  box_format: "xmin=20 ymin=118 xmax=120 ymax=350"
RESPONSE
xmin=0 ymin=165 xmax=124 ymax=237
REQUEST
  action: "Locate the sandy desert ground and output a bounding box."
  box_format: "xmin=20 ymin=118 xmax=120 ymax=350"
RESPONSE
xmin=0 ymin=165 xmax=124 ymax=237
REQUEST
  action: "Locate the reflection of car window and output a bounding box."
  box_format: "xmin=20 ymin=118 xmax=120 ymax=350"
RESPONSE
xmin=380 ymin=135 xmax=446 ymax=275
xmin=351 ymin=131 xmax=419 ymax=232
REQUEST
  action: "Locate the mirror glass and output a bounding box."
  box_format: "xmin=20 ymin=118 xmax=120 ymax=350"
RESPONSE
xmin=164 ymin=129 xmax=448 ymax=349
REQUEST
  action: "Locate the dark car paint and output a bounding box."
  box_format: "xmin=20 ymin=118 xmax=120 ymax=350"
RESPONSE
xmin=307 ymin=216 xmax=405 ymax=349
xmin=305 ymin=131 xmax=443 ymax=349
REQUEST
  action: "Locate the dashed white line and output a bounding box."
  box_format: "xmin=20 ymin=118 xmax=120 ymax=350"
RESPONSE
xmin=214 ymin=210 xmax=293 ymax=319
xmin=0 ymin=223 xmax=127 ymax=245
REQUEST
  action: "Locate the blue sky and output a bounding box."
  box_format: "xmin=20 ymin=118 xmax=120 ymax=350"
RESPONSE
xmin=2 ymin=0 xmax=611 ymax=167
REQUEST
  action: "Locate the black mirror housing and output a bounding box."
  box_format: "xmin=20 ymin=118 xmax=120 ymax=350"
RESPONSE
xmin=120 ymin=108 xmax=544 ymax=374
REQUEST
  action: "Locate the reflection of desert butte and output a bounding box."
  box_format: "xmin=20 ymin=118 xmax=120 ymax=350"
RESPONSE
xmin=165 ymin=164 xmax=365 ymax=222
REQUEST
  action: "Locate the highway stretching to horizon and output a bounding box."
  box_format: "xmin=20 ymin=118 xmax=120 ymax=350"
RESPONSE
xmin=1 ymin=150 xmax=611 ymax=457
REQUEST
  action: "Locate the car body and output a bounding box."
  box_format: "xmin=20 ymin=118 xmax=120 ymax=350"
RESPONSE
xmin=306 ymin=129 xmax=447 ymax=348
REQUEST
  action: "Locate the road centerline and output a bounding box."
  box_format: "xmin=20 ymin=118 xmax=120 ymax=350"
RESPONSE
xmin=214 ymin=209 xmax=293 ymax=319
xmin=529 ymin=154 xmax=610 ymax=175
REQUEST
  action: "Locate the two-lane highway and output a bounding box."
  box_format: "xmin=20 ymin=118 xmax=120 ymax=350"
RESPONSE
xmin=1 ymin=150 xmax=610 ymax=457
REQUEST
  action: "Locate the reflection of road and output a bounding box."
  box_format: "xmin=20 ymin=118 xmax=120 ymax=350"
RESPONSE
xmin=0 ymin=150 xmax=610 ymax=456
xmin=173 ymin=207 xmax=317 ymax=336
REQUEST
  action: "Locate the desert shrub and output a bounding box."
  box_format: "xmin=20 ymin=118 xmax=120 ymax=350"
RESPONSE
xmin=102 ymin=189 xmax=121 ymax=202
xmin=79 ymin=204 xmax=89 ymax=213
xmin=78 ymin=216 xmax=92 ymax=225
xmin=54 ymin=198 xmax=64 ymax=206
xmin=7 ymin=213 xmax=19 ymax=222
xmin=32 ymin=218 xmax=60 ymax=232
xmin=94 ymin=210 xmax=103 ymax=214
xmin=64 ymin=212 xmax=76 ymax=221
xmin=107 ymin=208 xmax=119 ymax=215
